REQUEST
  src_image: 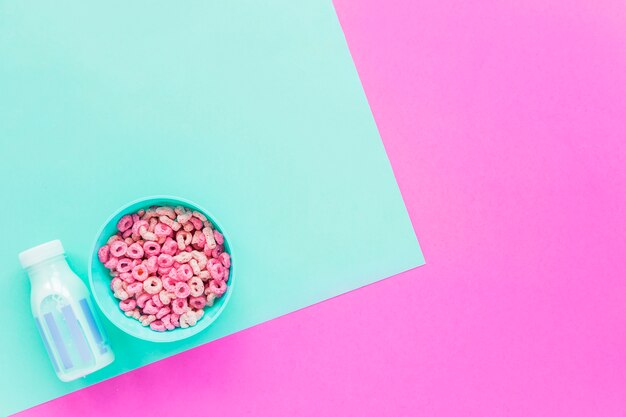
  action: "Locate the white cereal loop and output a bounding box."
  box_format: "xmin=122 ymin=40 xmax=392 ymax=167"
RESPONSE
xmin=174 ymin=251 xmax=192 ymax=263
xmin=189 ymin=259 xmax=201 ymax=275
xmin=148 ymin=218 xmax=158 ymax=233
xmin=159 ymin=215 xmax=175 ymax=228
xmin=202 ymin=227 xmax=217 ymax=249
xmin=177 ymin=212 xmax=192 ymax=225
xmin=205 ymin=293 xmax=216 ymax=307
xmin=142 ymin=208 xmax=158 ymax=220
xmin=188 ymin=277 xmax=204 ymax=297
xmin=141 ymin=230 xmax=158 ymax=242
xmin=156 ymin=206 xmax=176 ymax=219
xmin=192 ymin=211 xmax=207 ymax=222
xmin=143 ymin=277 xmax=163 ymax=294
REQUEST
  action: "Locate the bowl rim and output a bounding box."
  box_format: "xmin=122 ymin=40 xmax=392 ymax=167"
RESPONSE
xmin=88 ymin=194 xmax=235 ymax=343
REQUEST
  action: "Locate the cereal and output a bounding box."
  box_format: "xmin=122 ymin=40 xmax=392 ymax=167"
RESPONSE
xmin=109 ymin=240 xmax=128 ymax=258
xmin=143 ymin=276 xmax=163 ymax=294
xmin=117 ymin=215 xmax=133 ymax=232
xmin=99 ymin=204 xmax=231 ymax=331
xmin=154 ymin=222 xmax=173 ymax=238
xmin=119 ymin=299 xmax=136 ymax=312
xmin=98 ymin=245 xmax=110 ymax=263
xmin=149 ymin=320 xmax=166 ymax=332
xmin=127 ymin=243 xmax=144 ymax=259
xmin=188 ymin=277 xmax=204 ymax=297
xmin=219 ymin=252 xmax=231 ymax=268
xmin=116 ymin=258 xmax=133 ymax=273
xmin=174 ymin=282 xmax=191 ymax=299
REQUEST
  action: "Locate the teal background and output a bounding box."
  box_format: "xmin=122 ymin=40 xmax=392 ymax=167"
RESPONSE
xmin=0 ymin=0 xmax=424 ymax=415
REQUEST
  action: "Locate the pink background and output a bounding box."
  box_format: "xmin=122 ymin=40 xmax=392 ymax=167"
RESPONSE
xmin=16 ymin=0 xmax=626 ymax=415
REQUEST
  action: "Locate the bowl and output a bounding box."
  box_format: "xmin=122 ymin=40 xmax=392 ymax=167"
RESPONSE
xmin=88 ymin=195 xmax=234 ymax=343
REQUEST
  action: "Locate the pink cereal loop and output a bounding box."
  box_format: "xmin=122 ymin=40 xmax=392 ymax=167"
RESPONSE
xmin=213 ymin=230 xmax=224 ymax=245
xmin=119 ymin=299 xmax=136 ymax=312
xmin=131 ymin=263 xmax=149 ymax=281
xmin=143 ymin=276 xmax=163 ymax=295
xmin=211 ymin=244 xmax=224 ymax=259
xmin=143 ymin=299 xmax=160 ymax=315
xmin=126 ymin=242 xmax=144 ymax=259
xmin=109 ymin=240 xmax=128 ymax=258
xmin=156 ymin=306 xmax=171 ymax=319
xmin=152 ymin=294 xmax=163 ymax=308
xmin=117 ymin=214 xmax=133 ymax=232
xmin=107 ymin=234 xmax=122 ymax=245
xmin=161 ymin=238 xmax=178 ymax=255
xmin=136 ymin=292 xmax=152 ymax=309
xmin=162 ymin=275 xmax=178 ymax=292
xmin=176 ymin=264 xmax=193 ymax=281
xmin=159 ymin=215 xmax=181 ymax=231
xmin=171 ymin=298 xmax=188 ymax=315
xmin=120 ymin=272 xmax=134 ymax=284
xmin=116 ymin=258 xmax=133 ymax=273
xmin=189 ymin=295 xmax=206 ymax=310
xmin=143 ymin=241 xmax=161 ymax=257
xmin=189 ymin=216 xmax=203 ymax=230
xmin=219 ymin=252 xmax=231 ymax=268
xmin=131 ymin=219 xmax=149 ymax=235
xmin=143 ymin=255 xmax=158 ymax=273
xmin=154 ymin=222 xmax=173 ymax=237
xmin=149 ymin=320 xmax=166 ymax=332
xmin=209 ymin=279 xmax=227 ymax=296
xmin=209 ymin=263 xmax=225 ymax=280
xmin=157 ymin=253 xmax=174 ymax=268
xmin=174 ymin=282 xmax=191 ymax=299
xmin=161 ymin=314 xmax=175 ymax=330
xmin=127 ymin=282 xmax=144 ymax=296
xmin=98 ymin=245 xmax=110 ymax=263
xmin=170 ymin=313 xmax=180 ymax=327
xmin=191 ymin=230 xmax=206 ymax=250
xmin=148 ymin=217 xmax=158 ymax=233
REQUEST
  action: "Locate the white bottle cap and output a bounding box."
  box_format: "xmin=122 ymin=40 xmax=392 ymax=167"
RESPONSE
xmin=18 ymin=239 xmax=65 ymax=269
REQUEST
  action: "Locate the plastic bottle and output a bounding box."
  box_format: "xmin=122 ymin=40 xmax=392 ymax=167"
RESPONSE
xmin=19 ymin=240 xmax=114 ymax=381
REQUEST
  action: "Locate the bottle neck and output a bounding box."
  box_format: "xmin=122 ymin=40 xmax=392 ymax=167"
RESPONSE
xmin=26 ymin=255 xmax=72 ymax=286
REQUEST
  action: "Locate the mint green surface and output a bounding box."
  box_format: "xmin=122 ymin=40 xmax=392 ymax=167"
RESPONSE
xmin=0 ymin=0 xmax=424 ymax=415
